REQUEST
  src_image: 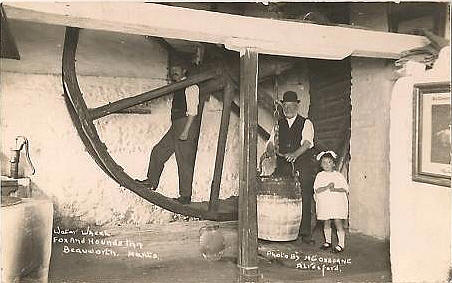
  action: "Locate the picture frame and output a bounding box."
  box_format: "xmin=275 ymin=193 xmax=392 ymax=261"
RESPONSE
xmin=412 ymin=81 xmax=451 ymax=187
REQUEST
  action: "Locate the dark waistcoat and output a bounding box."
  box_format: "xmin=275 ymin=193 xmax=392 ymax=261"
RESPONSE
xmin=171 ymin=89 xmax=187 ymax=121
xmin=278 ymin=115 xmax=305 ymax=154
xmin=275 ymin=115 xmax=313 ymax=177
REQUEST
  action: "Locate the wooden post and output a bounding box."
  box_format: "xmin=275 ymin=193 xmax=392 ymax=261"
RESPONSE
xmin=238 ymin=48 xmax=259 ymax=282
xmin=208 ymin=82 xmax=234 ymax=212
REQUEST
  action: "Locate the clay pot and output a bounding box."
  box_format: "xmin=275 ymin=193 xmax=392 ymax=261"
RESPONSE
xmin=199 ymin=224 xmax=225 ymax=261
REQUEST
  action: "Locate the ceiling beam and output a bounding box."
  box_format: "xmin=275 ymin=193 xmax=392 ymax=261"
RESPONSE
xmin=3 ymin=2 xmax=429 ymax=60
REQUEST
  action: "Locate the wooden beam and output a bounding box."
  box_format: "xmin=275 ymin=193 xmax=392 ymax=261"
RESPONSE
xmin=238 ymin=48 xmax=259 ymax=282
xmin=232 ymin=99 xmax=270 ymax=141
xmin=313 ymin=115 xmax=345 ymax=126
xmin=0 ymin=5 xmax=20 ymax=60
xmin=208 ymin=82 xmax=234 ymax=213
xmin=211 ymin=91 xmax=270 ymax=140
xmin=89 ymin=70 xmax=218 ymax=120
xmin=228 ymin=76 xmax=274 ymax=114
xmin=3 ymin=2 xmax=429 ymax=59
xmin=226 ymin=61 xmax=295 ymax=116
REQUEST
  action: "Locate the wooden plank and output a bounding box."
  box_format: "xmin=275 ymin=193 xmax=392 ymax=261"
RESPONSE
xmin=309 ymin=58 xmax=351 ymax=160
xmin=314 ymin=122 xmax=341 ymax=133
xmin=310 ymin=97 xmax=350 ymax=108
xmin=238 ymin=48 xmax=259 ymax=282
xmin=232 ymin=100 xmax=270 ymax=141
xmin=316 ymin=138 xmax=343 ymax=151
xmin=317 ymin=131 xmax=346 ymax=140
xmin=226 ymin=60 xmax=294 ymax=115
xmin=208 ymin=83 xmax=234 ymax=213
xmin=313 ymin=115 xmax=347 ymax=126
xmin=310 ymin=75 xmax=351 ymax=90
xmin=89 ymin=70 xmax=218 ymax=120
xmin=310 ymin=105 xmax=351 ymax=120
xmin=311 ymin=80 xmax=351 ymax=97
xmin=3 ymin=2 xmax=429 ymax=60
xmin=316 ymin=127 xmax=348 ymax=138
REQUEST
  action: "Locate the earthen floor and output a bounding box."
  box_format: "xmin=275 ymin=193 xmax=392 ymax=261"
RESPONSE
xmin=25 ymin=221 xmax=390 ymax=282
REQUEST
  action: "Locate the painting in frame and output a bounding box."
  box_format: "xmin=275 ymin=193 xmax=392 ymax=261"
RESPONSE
xmin=412 ymin=81 xmax=451 ymax=187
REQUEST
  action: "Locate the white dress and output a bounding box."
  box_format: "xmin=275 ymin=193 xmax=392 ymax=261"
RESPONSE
xmin=314 ymin=171 xmax=349 ymax=220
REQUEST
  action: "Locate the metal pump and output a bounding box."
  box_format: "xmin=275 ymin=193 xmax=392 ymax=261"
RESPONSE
xmin=9 ymin=136 xmax=35 ymax=179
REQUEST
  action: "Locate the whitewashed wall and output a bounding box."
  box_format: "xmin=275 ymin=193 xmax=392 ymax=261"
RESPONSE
xmin=349 ymin=58 xmax=393 ymax=239
xmin=0 ymin=20 xmax=245 ymax=226
xmin=349 ymin=4 xmax=393 ymax=239
xmin=390 ymin=48 xmax=451 ymax=282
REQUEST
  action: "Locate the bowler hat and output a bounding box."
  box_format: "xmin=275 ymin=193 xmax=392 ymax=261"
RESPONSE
xmin=280 ymin=91 xmax=300 ymax=103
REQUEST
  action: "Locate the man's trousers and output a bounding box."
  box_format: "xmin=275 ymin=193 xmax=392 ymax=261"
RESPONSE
xmin=146 ymin=117 xmax=199 ymax=198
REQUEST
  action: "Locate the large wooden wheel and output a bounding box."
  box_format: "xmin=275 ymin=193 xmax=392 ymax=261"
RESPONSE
xmin=62 ymin=27 xmax=239 ymax=221
xmin=61 ymin=26 xmax=299 ymax=221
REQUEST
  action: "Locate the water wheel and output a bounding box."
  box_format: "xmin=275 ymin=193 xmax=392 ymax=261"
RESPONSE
xmin=61 ymin=27 xmax=238 ymax=221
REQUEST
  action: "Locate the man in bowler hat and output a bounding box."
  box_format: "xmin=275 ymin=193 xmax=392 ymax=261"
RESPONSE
xmin=261 ymin=90 xmax=316 ymax=244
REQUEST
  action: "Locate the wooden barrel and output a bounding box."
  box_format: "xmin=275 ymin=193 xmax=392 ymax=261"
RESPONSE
xmin=257 ymin=176 xmax=302 ymax=241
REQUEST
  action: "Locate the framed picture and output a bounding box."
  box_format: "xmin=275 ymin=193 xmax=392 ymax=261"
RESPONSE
xmin=413 ymin=82 xmax=451 ymax=187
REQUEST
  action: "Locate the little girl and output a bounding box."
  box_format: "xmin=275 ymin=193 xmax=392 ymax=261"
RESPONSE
xmin=314 ymin=151 xmax=349 ymax=253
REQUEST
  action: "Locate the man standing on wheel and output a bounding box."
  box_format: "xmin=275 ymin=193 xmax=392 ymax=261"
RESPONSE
xmin=139 ymin=48 xmax=204 ymax=205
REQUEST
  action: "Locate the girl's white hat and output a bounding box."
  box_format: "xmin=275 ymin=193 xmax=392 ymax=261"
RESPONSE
xmin=316 ymin=150 xmax=337 ymax=161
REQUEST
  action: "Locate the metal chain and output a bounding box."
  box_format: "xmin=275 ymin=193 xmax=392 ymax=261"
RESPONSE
xmin=273 ymin=75 xmax=280 ymax=155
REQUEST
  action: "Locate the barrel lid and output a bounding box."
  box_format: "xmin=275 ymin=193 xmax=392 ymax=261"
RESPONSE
xmin=257 ymin=176 xmax=302 ymax=199
xmin=1 ymin=196 xmax=22 ymax=207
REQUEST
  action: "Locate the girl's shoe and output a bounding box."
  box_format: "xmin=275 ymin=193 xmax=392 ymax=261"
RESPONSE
xmin=320 ymin=242 xmax=331 ymax=250
xmin=332 ymin=245 xmax=344 ymax=253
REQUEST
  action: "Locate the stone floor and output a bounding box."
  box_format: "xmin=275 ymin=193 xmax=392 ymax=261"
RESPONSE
xmin=23 ymin=220 xmax=391 ymax=282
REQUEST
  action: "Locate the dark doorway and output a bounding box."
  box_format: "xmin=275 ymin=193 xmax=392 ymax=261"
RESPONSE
xmin=308 ymin=58 xmax=351 ymax=170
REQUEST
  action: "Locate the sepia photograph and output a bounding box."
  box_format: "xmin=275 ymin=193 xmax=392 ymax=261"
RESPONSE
xmin=1 ymin=1 xmax=451 ymax=283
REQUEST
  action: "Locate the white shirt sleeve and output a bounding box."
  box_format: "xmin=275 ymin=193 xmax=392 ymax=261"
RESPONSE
xmin=185 ymin=84 xmax=199 ymax=116
xmin=301 ymin=119 xmax=314 ymax=148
